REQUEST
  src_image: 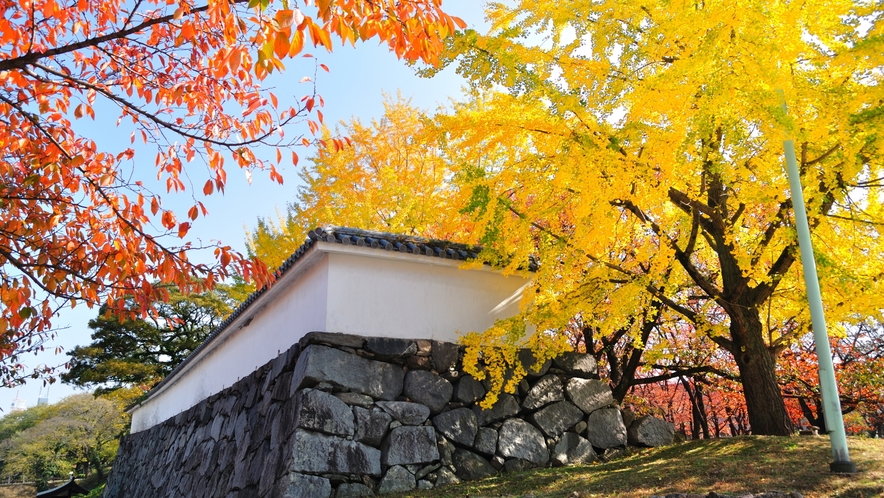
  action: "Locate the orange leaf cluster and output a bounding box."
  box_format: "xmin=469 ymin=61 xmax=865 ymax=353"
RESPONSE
xmin=0 ymin=0 xmax=461 ymax=368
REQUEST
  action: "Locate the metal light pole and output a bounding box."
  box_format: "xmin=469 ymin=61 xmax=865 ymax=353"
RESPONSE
xmin=777 ymin=90 xmax=856 ymax=473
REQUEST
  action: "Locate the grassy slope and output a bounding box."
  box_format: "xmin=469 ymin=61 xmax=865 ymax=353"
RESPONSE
xmin=397 ymin=436 xmax=884 ymax=498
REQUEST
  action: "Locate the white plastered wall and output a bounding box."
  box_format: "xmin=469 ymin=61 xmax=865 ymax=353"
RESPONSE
xmin=324 ymin=247 xmax=529 ymax=341
xmin=130 ymin=250 xmax=331 ymax=433
xmin=129 ymin=243 xmax=530 ymax=433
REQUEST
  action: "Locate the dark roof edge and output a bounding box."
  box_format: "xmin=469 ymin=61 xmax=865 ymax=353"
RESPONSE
xmin=305 ymin=226 xmax=483 ymax=260
xmin=35 ymin=477 xmax=88 ymax=496
xmin=134 ymin=226 xmax=485 ymax=407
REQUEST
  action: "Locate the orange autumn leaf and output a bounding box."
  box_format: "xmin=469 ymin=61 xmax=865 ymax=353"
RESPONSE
xmin=0 ymin=0 xmax=462 ymax=377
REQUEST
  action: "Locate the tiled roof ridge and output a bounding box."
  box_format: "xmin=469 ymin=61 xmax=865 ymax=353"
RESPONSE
xmin=305 ymin=225 xmax=482 ymax=260
xmin=139 ymin=226 xmax=484 ymax=405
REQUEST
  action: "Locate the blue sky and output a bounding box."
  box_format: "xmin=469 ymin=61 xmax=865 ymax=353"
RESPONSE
xmin=0 ymin=0 xmax=489 ymax=413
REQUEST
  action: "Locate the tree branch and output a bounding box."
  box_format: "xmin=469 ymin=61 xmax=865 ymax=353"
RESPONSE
xmin=0 ymin=2 xmax=223 ymax=72
xmin=633 ymin=365 xmax=738 ymax=385
xmin=613 ymin=198 xmax=725 ymax=303
xmin=27 ymin=63 xmax=302 ymax=149
xmin=805 ymin=142 xmax=841 ymax=166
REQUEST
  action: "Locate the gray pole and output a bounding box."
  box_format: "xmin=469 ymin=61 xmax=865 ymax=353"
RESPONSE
xmin=777 ymin=90 xmax=856 ymax=473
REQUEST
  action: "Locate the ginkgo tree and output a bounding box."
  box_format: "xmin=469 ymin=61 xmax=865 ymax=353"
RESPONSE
xmin=246 ymin=94 xmax=475 ymax=269
xmin=0 ymin=0 xmax=464 ymax=374
xmin=429 ymin=0 xmax=884 ymax=435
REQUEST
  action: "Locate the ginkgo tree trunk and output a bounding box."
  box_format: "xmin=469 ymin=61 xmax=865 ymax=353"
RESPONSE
xmin=0 ymin=0 xmax=464 ymax=378
xmin=432 ymin=0 xmax=884 ymax=435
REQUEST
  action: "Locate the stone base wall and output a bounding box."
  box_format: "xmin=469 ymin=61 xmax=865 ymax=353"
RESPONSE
xmin=103 ymin=332 xmax=674 ymax=497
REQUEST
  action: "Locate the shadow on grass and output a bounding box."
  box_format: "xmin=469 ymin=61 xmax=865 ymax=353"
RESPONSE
xmin=402 ymin=436 xmax=884 ymax=498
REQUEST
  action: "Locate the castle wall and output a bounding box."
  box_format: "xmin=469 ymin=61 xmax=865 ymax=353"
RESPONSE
xmin=106 ymin=333 xmax=674 ymax=498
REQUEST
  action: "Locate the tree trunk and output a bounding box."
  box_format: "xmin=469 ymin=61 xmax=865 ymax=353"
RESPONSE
xmin=681 ymin=377 xmax=706 ymax=439
xmin=92 ymin=452 xmax=105 ymax=480
xmin=711 ymin=398 xmax=722 ymax=438
xmin=684 ymin=379 xmax=697 ymax=439
xmin=798 ymin=397 xmax=827 ymax=432
xmin=729 ymin=307 xmax=794 ymax=436
xmin=726 ymin=407 xmax=739 ymax=436
xmin=695 ymin=381 xmax=710 ymax=438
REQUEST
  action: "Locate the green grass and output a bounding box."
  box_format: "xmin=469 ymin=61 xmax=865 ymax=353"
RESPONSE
xmin=395 ymin=436 xmax=884 ymax=498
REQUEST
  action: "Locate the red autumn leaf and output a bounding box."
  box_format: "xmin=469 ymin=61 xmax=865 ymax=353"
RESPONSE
xmin=0 ymin=0 xmax=462 ymax=377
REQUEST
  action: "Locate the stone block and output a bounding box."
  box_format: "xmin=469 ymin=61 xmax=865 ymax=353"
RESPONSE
xmin=269 ymin=352 xmax=289 ymax=384
xmin=299 ymin=332 xmax=365 ymax=350
xmin=453 ymin=375 xmax=485 ymax=404
xmin=518 ymin=349 xmax=551 ymax=378
xmin=150 ymin=467 xmax=165 ymax=489
xmin=406 ymin=355 xmax=432 ymax=370
xmin=375 ymin=401 xmax=430 ymax=425
xmin=280 ymin=473 xmax=332 ymax=498
xmin=291 ymin=345 xmax=404 ymax=401
xmin=532 ymin=401 xmax=584 ymax=437
xmin=433 ymin=407 xmax=478 ymax=446
xmin=245 ymin=382 xmax=263 ymax=411
xmin=473 ymin=394 xmax=520 ymax=426
xmin=177 ymin=472 xmax=192 ymax=496
xmin=473 ymin=427 xmax=498 ymax=456
xmin=627 ymin=415 xmax=675 ymax=447
xmin=503 ymin=458 xmax=534 ymax=473
xmin=334 ymin=392 xmax=375 ymax=409
xmin=258 ymin=445 xmax=282 ymax=496
xmin=197 ymin=440 xmax=217 ymax=477
xmin=335 ymin=483 xmax=375 ymax=497
xmin=210 ymin=414 xmax=226 ymax=442
xmin=377 ymin=466 xmax=416 ymax=494
xmin=430 ymin=341 xmax=460 ymax=371
xmin=497 ymin=419 xmax=549 ymax=466
xmin=435 ymin=466 xmax=460 ymax=487
xmin=233 ymin=411 xmax=249 ymax=448
xmin=271 ymin=401 xmax=296 ymax=449
xmin=403 ymin=370 xmax=453 ymax=413
xmin=104 ymin=336 xmax=672 ymax=498
xmin=294 ymin=389 xmax=355 ymax=437
xmin=574 ymin=420 xmax=587 ymax=434
xmin=552 ymin=432 xmax=596 ymax=465
xmin=272 ymin=372 xmax=292 ymax=400
xmin=353 ymin=407 xmax=392 ymax=447
xmin=382 ymin=426 xmax=440 ymax=466
xmin=284 ymin=343 xmax=302 ymax=370
xmin=451 ymin=449 xmax=497 ymax=481
xmin=244 ymin=446 xmax=266 ymax=488
xmin=522 ymin=374 xmax=564 ymax=410
xmin=437 ymin=436 xmax=454 ymax=466
xmin=414 ymin=463 xmax=440 ymax=480
xmin=553 ymin=352 xmax=598 ymax=377
xmin=364 ymin=337 xmax=418 ymax=359
xmin=566 ymin=378 xmax=614 ymax=414
xmin=621 ymin=406 xmax=636 ymax=428
xmin=586 ymin=407 xmax=627 ymax=449
xmin=290 ymin=430 xmax=382 ymax=476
